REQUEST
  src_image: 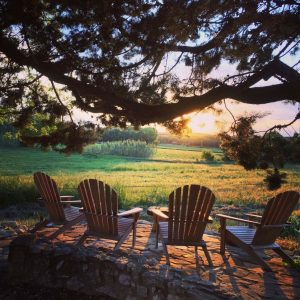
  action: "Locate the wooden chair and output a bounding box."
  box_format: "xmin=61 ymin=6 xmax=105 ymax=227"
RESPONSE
xmin=77 ymin=179 xmax=142 ymax=250
xmin=151 ymin=185 xmax=216 ymax=265
xmin=217 ymin=190 xmax=299 ymax=271
xmin=33 ymin=172 xmax=85 ymax=239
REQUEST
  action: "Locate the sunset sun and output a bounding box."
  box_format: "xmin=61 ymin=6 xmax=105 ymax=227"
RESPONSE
xmin=187 ymin=112 xmax=218 ymax=134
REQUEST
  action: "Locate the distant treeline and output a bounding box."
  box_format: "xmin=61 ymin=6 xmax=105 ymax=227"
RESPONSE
xmin=158 ymin=133 xmax=220 ymax=147
xmin=84 ymin=140 xmax=154 ymax=158
xmin=101 ymin=128 xmax=220 ymax=148
xmin=0 ymin=124 xmax=19 ymax=147
xmin=101 ymin=127 xmax=158 ymax=144
xmin=266 ymin=133 xmax=300 ymax=164
xmin=0 ymin=124 xmax=220 ymax=148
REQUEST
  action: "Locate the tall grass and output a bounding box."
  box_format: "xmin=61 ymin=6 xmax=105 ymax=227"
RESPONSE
xmin=0 ymin=145 xmax=299 ymax=211
xmin=0 ymin=176 xmax=38 ymax=207
xmin=84 ymin=140 xmax=155 ymax=158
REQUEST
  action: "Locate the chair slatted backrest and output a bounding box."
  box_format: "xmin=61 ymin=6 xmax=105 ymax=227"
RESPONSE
xmin=78 ymin=179 xmax=118 ymax=237
xmin=252 ymin=191 xmax=299 ymax=245
xmin=168 ymin=185 xmax=215 ymax=243
xmin=33 ymin=172 xmax=65 ymax=222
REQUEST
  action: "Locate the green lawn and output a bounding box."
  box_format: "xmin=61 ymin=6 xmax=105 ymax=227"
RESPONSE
xmin=0 ymin=145 xmax=299 ymax=212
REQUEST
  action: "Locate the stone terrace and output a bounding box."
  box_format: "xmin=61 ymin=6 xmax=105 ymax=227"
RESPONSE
xmin=3 ymin=221 xmax=300 ymax=299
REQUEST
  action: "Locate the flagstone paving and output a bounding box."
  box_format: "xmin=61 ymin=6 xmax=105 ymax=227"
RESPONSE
xmin=1 ymin=221 xmax=300 ymax=299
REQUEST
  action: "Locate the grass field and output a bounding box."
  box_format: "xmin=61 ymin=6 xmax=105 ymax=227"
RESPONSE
xmin=0 ymin=145 xmax=299 ymax=213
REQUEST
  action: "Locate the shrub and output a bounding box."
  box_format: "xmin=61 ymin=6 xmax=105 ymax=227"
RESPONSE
xmin=264 ymin=168 xmax=287 ymax=190
xmin=201 ymin=150 xmax=215 ymax=162
xmin=281 ymin=215 xmax=300 ymax=239
xmin=84 ymin=140 xmax=154 ymax=158
xmin=222 ymin=153 xmax=232 ymax=162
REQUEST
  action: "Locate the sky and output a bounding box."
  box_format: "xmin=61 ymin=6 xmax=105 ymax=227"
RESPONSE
xmin=182 ymin=101 xmax=299 ymax=135
xmin=154 ymin=53 xmax=300 ymax=135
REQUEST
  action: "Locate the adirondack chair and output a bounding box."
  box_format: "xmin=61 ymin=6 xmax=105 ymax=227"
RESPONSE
xmin=77 ymin=179 xmax=143 ymax=250
xmin=217 ymin=190 xmax=299 ymax=271
xmin=33 ymin=172 xmax=85 ymax=238
xmin=151 ymin=185 xmax=216 ymax=265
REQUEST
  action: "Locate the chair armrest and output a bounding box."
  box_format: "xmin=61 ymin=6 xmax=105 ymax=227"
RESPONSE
xmin=244 ymin=213 xmax=262 ymax=219
xmin=118 ymin=207 xmax=143 ymax=217
xmin=216 ymin=214 xmax=261 ymax=226
xmin=61 ymin=199 xmax=81 ymax=208
xmin=60 ymin=195 xmax=74 ymax=200
xmin=60 ymin=200 xmax=81 ymax=204
xmin=151 ymin=208 xmax=168 ymax=220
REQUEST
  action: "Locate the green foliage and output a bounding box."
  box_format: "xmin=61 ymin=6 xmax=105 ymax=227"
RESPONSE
xmin=0 ymin=177 xmax=38 ymax=208
xmin=0 ymin=124 xmax=19 ymax=147
xmin=219 ymin=114 xmax=299 ymax=190
xmin=290 ymin=257 xmax=300 ymax=270
xmin=102 ymin=127 xmax=158 ymax=144
xmin=219 ymin=114 xmax=264 ymax=170
xmin=220 ymin=117 xmax=299 ymax=170
xmin=84 ymin=140 xmax=155 ymax=158
xmin=281 ymin=215 xmax=300 ymax=240
xmin=222 ymin=153 xmax=232 ymax=162
xmin=201 ymin=150 xmax=215 ymax=162
xmin=284 ymin=133 xmax=300 ymax=163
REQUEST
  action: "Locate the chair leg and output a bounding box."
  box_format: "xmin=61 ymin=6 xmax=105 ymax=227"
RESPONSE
xmin=220 ymin=217 xmax=226 ymax=255
xmin=195 ymin=246 xmax=199 ymax=266
xmin=77 ymin=232 xmax=88 ymax=245
xmin=29 ymin=219 xmax=50 ymax=233
xmin=244 ymin=246 xmax=272 ymax=271
xmin=132 ymin=222 xmax=137 ymax=248
xmin=273 ymin=247 xmax=294 ymax=265
xmin=202 ymin=244 xmax=213 ymax=266
xmin=49 ymin=214 xmax=85 ymax=239
xmin=155 ymin=217 xmax=159 ymax=248
xmin=225 ymin=231 xmax=272 ymax=271
xmin=162 ymin=241 xmax=170 ymax=265
xmin=114 ymin=226 xmax=132 ymax=251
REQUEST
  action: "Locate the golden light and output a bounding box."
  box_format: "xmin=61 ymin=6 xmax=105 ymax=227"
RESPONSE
xmin=186 ymin=112 xmax=218 ymax=134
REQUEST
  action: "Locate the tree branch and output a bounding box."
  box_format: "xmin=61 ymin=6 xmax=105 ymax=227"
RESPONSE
xmin=50 ymin=80 xmax=74 ymax=123
xmin=1 ymin=34 xmax=299 ymax=125
xmin=261 ymin=111 xmax=300 ymax=138
xmin=160 ymin=18 xmax=235 ymax=54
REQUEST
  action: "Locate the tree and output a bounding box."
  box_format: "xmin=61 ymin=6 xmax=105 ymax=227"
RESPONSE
xmin=0 ymin=1 xmax=299 ymax=152
xmin=219 ymin=113 xmax=300 ymax=189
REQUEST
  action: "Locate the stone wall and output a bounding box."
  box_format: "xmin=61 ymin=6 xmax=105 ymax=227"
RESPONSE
xmin=8 ymin=234 xmax=222 ymax=300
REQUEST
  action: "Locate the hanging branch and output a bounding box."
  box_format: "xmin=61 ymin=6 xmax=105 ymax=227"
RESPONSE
xmin=50 ymin=80 xmax=74 ymax=124
xmin=155 ymin=53 xmax=183 ymax=77
xmin=262 ymin=111 xmax=300 ymax=138
xmin=223 ymin=99 xmax=236 ymax=123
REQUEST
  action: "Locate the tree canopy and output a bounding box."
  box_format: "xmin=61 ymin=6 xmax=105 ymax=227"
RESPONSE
xmin=0 ymin=0 xmax=299 ymax=151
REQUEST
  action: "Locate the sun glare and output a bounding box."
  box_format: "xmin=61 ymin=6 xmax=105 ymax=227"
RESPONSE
xmin=187 ymin=112 xmax=218 ymax=134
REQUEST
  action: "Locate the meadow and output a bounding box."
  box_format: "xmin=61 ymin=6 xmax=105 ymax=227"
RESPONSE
xmin=0 ymin=144 xmax=299 ymax=214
